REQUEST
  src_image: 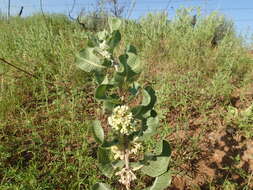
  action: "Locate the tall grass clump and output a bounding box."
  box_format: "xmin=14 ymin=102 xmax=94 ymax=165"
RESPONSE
xmin=0 ymin=14 xmax=102 ymax=189
xmin=123 ymin=8 xmax=252 ymax=115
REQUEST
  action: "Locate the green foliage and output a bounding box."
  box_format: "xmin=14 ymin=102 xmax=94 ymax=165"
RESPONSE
xmin=226 ymin=104 xmax=253 ymax=138
xmin=108 ymin=17 xmax=122 ymax=32
xmin=0 ymin=63 xmax=7 ymax=75
xmin=93 ymin=183 xmax=112 ymax=190
xmin=141 ymin=140 xmax=171 ymax=177
xmin=92 ymin=120 xmax=105 ymax=144
xmin=1 ymin=8 xmax=253 ymax=190
xmin=97 ymin=147 xmax=115 ymax=178
xmin=75 ymin=17 xmax=171 ymax=189
xmin=146 ymin=171 xmax=172 ymax=190
xmin=75 ymin=47 xmax=107 ymax=72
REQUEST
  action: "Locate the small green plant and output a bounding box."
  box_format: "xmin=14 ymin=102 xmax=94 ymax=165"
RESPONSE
xmin=75 ymin=17 xmax=171 ymax=190
xmin=226 ymin=104 xmax=253 ymax=138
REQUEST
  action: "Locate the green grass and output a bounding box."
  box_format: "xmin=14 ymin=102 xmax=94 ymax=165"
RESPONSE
xmin=1 ymin=10 xmax=253 ymax=189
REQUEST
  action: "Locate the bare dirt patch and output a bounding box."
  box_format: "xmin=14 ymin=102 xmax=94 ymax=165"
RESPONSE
xmin=166 ymin=105 xmax=253 ymax=189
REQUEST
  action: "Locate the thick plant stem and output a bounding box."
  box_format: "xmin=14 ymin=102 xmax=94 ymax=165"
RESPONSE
xmin=123 ymin=135 xmax=131 ymax=190
xmin=124 ymin=148 xmax=131 ymax=190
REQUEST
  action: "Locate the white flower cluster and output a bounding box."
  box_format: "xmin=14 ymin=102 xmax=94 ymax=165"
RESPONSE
xmin=108 ymin=105 xmax=136 ymax=135
xmin=110 ymin=142 xmax=142 ymax=161
xmin=130 ymin=142 xmax=142 ymax=155
xmin=115 ymin=167 xmax=137 ymax=186
xmin=111 ymin=145 xmax=124 ymax=160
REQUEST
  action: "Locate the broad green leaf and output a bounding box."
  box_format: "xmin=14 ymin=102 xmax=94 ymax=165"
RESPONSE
xmin=142 ymin=88 xmax=152 ymax=106
xmin=108 ymin=17 xmax=122 ymax=32
xmin=92 ymin=120 xmax=104 ymax=144
xmin=141 ymin=86 xmax=157 ymax=116
xmin=141 ymin=156 xmax=169 ymax=177
xmin=97 ymin=30 xmax=108 ymax=41
xmin=131 ymin=105 xmax=143 ymax=118
xmin=100 ymin=164 xmax=115 ymax=178
xmin=125 ymin=45 xmax=142 ymax=75
xmin=141 ymin=140 xmax=171 ymax=177
xmin=94 ymin=71 xmax=106 ymax=85
xmin=95 ymin=85 xmax=120 ymax=112
xmin=129 ymin=82 xmax=141 ymax=96
xmin=130 ymin=161 xmax=144 ymax=171
xmin=142 ymin=116 xmax=159 ymax=138
xmin=93 ymin=183 xmax=112 ymax=190
xmin=112 ymin=160 xmax=124 ymax=169
xmin=108 ymin=30 xmax=121 ymax=50
xmin=126 ymin=44 xmax=137 ymax=54
xmin=155 ymin=140 xmax=171 ymax=156
xmin=143 ymin=109 xmax=157 ymax=119
xmin=149 ymin=171 xmax=172 ymax=190
xmin=101 ymin=75 xmax=110 ymax=85
xmin=118 ymin=54 xmax=131 ymax=75
xmin=75 ymin=47 xmax=106 ymax=72
xmin=132 ymin=87 xmax=157 ymax=119
xmin=126 ymin=52 xmax=142 ymax=74
xmin=112 ymin=55 xmax=129 ymax=85
xmin=142 ymin=86 xmax=156 ymax=109
xmin=98 ymin=147 xmax=111 ymax=165
xmin=101 ymin=139 xmax=119 ymax=148
xmin=113 ymin=53 xmax=141 ymax=85
xmin=87 ymin=35 xmax=99 ymax=47
xmin=103 ymin=100 xmax=115 ymax=113
xmin=97 ymin=147 xmax=114 ymax=178
xmin=112 ymin=72 xmax=125 ymax=86
xmin=95 ymin=84 xmax=113 ymax=100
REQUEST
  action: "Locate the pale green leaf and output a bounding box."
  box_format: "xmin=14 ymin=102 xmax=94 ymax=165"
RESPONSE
xmin=142 ymin=88 xmax=151 ymax=106
xmin=103 ymin=100 xmax=115 ymax=113
xmin=108 ymin=17 xmax=122 ymax=32
xmin=92 ymin=120 xmax=104 ymax=144
xmin=75 ymin=47 xmax=106 ymax=72
xmin=142 ymin=86 xmax=156 ymax=109
xmin=126 ymin=52 xmax=142 ymax=74
xmin=97 ymin=147 xmax=114 ymax=178
xmin=108 ymin=30 xmax=121 ymax=50
xmin=93 ymin=183 xmax=112 ymax=190
xmin=155 ymin=140 xmax=171 ymax=156
xmin=94 ymin=71 xmax=106 ymax=85
xmin=130 ymin=162 xmax=144 ymax=171
xmin=129 ymin=82 xmax=141 ymax=95
xmin=149 ymin=171 xmax=172 ymax=190
xmin=142 ymin=116 xmax=159 ymax=138
xmin=95 ymin=84 xmax=113 ymax=100
xmin=141 ymin=156 xmax=169 ymax=177
xmin=141 ymin=140 xmax=171 ymax=177
xmin=133 ymin=87 xmax=157 ymax=119
xmin=97 ymin=30 xmax=108 ymax=40
xmin=112 ymin=160 xmax=124 ymax=169
xmin=126 ymin=44 xmax=137 ymax=54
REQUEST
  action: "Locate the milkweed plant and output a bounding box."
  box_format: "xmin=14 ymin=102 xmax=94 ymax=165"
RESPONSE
xmin=75 ymin=17 xmax=172 ymax=190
